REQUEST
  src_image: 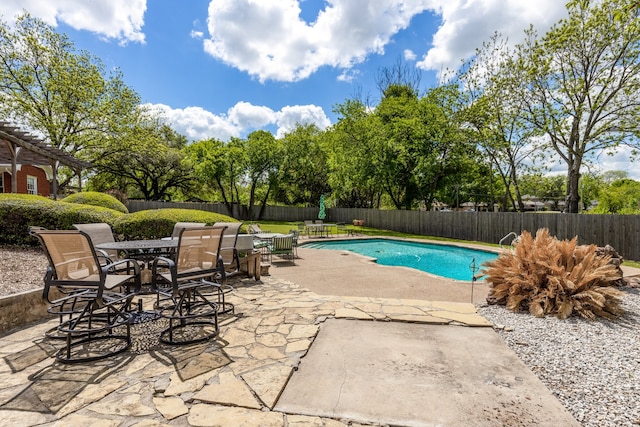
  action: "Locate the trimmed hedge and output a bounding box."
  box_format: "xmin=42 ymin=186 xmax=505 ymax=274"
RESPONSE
xmin=61 ymin=191 xmax=129 ymax=213
xmin=0 ymin=195 xmax=243 ymax=245
xmin=114 ymin=208 xmax=244 ymax=239
xmin=0 ymin=194 xmax=124 ymax=245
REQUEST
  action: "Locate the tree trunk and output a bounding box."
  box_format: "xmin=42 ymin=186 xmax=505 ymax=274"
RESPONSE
xmin=565 ymin=165 xmax=581 ymax=213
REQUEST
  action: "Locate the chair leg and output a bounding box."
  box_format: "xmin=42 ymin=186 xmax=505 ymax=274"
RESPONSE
xmin=54 ymin=296 xmax=132 ymax=363
xmin=159 ymin=284 xmax=220 ymax=345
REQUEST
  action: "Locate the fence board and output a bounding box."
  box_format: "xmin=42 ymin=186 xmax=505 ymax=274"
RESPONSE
xmin=127 ymin=201 xmax=640 ymax=261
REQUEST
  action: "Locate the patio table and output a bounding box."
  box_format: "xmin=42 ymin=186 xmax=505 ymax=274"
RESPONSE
xmin=97 ymin=239 xmax=180 ymax=323
xmin=96 ymin=238 xmax=178 ymax=261
xmin=306 ymin=223 xmax=336 ymax=238
xmin=96 ymin=238 xmax=179 ymax=289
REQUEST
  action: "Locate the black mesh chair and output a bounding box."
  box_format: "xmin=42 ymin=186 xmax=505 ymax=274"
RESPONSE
xmin=31 ymin=229 xmax=141 ymax=363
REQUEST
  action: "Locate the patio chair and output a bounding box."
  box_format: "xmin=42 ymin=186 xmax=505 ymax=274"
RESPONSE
xmin=31 ymin=228 xmax=141 ymax=363
xmin=73 ymin=222 xmax=145 ymax=277
xmin=214 ymin=221 xmax=243 ymax=276
xmin=171 ymin=222 xmax=206 ymax=238
xmin=318 ymin=224 xmax=331 ymax=238
xmin=151 ymin=226 xmax=229 ymax=344
xmin=73 ymin=222 xmax=120 ymax=262
xmin=303 ymin=220 xmax=314 ymax=237
xmin=247 ymin=223 xmax=270 ymax=234
xmin=267 ymin=234 xmax=295 ymax=264
xmin=288 ymin=229 xmax=300 ymax=258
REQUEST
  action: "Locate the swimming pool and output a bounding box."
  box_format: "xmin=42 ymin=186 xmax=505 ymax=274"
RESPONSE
xmin=304 ymin=239 xmax=498 ymax=281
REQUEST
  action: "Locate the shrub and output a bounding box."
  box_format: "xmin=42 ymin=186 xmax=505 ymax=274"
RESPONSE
xmin=113 ymin=208 xmax=243 ymax=239
xmin=61 ymin=191 xmax=129 ymax=213
xmin=483 ymin=228 xmax=624 ymax=320
xmin=0 ymin=194 xmax=124 ymax=245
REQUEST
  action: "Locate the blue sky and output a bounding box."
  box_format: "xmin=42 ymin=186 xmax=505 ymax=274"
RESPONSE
xmin=1 ymin=0 xmax=637 ymax=178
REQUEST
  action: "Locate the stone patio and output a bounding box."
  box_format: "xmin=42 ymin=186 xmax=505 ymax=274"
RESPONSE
xmin=0 ymin=275 xmax=492 ymax=426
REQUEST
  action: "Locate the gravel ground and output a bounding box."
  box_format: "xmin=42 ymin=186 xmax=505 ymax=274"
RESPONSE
xmin=1 ymin=245 xmax=639 ymax=426
xmin=0 ymin=245 xmax=47 ymax=296
xmin=478 ymin=290 xmax=640 ymax=427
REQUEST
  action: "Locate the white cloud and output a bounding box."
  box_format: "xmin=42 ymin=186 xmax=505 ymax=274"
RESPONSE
xmin=190 ymin=30 xmax=204 ymax=39
xmin=203 ymin=0 xmax=435 ymax=82
xmin=592 ymin=146 xmax=640 ymax=181
xmin=228 ymin=102 xmax=276 ymax=129
xmin=146 ymin=102 xmax=330 ymax=142
xmin=0 ymin=0 xmax=146 ymax=45
xmin=275 ymin=105 xmax=331 ymax=138
xmin=416 ymin=0 xmax=568 ymax=77
xmin=403 ymin=49 xmax=417 ymax=61
xmin=202 ymin=0 xmax=569 ymax=84
xmin=146 ymin=104 xmax=239 ymax=141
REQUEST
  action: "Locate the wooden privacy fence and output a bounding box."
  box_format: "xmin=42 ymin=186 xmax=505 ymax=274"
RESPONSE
xmin=127 ymin=201 xmax=640 ymax=261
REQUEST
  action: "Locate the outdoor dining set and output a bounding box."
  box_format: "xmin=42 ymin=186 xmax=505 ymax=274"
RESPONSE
xmin=28 ymin=221 xmax=260 ymax=364
xmin=28 ymin=219 xmax=356 ymax=364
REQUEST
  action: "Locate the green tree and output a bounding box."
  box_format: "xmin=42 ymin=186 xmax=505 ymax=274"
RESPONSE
xmin=460 ymin=33 xmax=541 ymax=212
xmin=91 ymin=121 xmax=193 ymax=200
xmin=516 ymin=0 xmax=640 ymax=213
xmin=184 ymin=137 xmax=245 ymax=213
xmin=415 ymin=85 xmax=474 ymax=211
xmin=244 ymin=130 xmax=280 ymax=219
xmin=0 ymin=13 xmax=140 ymax=192
xmin=373 ymin=83 xmax=470 ymax=210
xmin=591 ymin=178 xmax=640 ymax=214
xmin=275 ymin=124 xmax=330 ymax=206
xmin=326 ymin=99 xmax=382 ymax=208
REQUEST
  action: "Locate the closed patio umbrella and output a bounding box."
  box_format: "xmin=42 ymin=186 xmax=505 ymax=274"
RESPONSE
xmin=318 ymin=195 xmax=326 ymax=220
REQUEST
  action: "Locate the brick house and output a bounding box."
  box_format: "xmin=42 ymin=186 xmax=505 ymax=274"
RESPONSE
xmin=0 ymin=122 xmax=91 ymax=197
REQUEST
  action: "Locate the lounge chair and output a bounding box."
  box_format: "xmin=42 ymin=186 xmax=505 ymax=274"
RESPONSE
xmin=31 ymin=228 xmax=141 ymax=363
xmin=247 ymin=223 xmax=270 ymax=234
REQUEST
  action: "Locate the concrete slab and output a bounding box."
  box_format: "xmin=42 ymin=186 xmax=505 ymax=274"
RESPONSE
xmin=275 ymin=319 xmax=580 ymax=427
xmin=271 ymin=246 xmax=490 ymax=304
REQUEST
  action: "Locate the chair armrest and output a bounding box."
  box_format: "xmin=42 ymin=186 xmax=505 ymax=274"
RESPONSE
xmin=150 ymin=256 xmax=177 ymax=290
xmin=95 ymin=248 xmax=113 ymax=261
xmin=103 ymin=258 xmax=141 ymax=275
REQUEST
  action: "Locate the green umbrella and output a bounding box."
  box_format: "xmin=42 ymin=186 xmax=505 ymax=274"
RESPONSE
xmin=318 ymin=195 xmax=326 ymax=220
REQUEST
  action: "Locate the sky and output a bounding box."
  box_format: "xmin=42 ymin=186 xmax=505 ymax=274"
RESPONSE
xmin=0 ymin=0 xmax=637 ymax=179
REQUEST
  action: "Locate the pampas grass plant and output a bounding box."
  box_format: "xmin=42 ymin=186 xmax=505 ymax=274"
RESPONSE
xmin=484 ymin=228 xmax=624 ymax=320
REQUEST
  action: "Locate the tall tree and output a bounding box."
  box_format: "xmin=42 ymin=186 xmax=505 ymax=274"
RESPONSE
xmin=326 ymin=99 xmax=382 ymax=208
xmin=0 ymin=13 xmax=140 ymax=192
xmin=516 ymin=0 xmax=640 ymax=212
xmin=244 ymin=130 xmax=280 ymax=219
xmin=275 ymin=124 xmax=330 ymax=206
xmin=184 ymin=137 xmax=245 ymax=213
xmin=91 ymin=121 xmax=193 ymax=200
xmin=460 ymin=33 xmax=541 ymax=212
xmin=373 ymin=83 xmax=469 ymax=210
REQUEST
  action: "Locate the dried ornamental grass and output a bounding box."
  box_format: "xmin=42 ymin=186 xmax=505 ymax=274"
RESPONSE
xmin=484 ymin=228 xmax=624 ymax=320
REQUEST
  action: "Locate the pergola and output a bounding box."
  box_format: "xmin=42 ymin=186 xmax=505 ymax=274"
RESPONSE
xmin=0 ymin=121 xmax=92 ymax=197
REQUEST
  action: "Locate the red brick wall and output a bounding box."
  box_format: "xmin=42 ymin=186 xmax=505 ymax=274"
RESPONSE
xmin=1 ymin=166 xmax=50 ymax=197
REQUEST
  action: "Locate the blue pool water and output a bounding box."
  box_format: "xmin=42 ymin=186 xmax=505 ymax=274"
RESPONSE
xmin=304 ymin=239 xmax=497 ymax=281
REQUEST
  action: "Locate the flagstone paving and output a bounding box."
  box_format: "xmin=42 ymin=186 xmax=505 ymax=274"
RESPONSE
xmin=0 ymin=275 xmax=491 ymax=426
